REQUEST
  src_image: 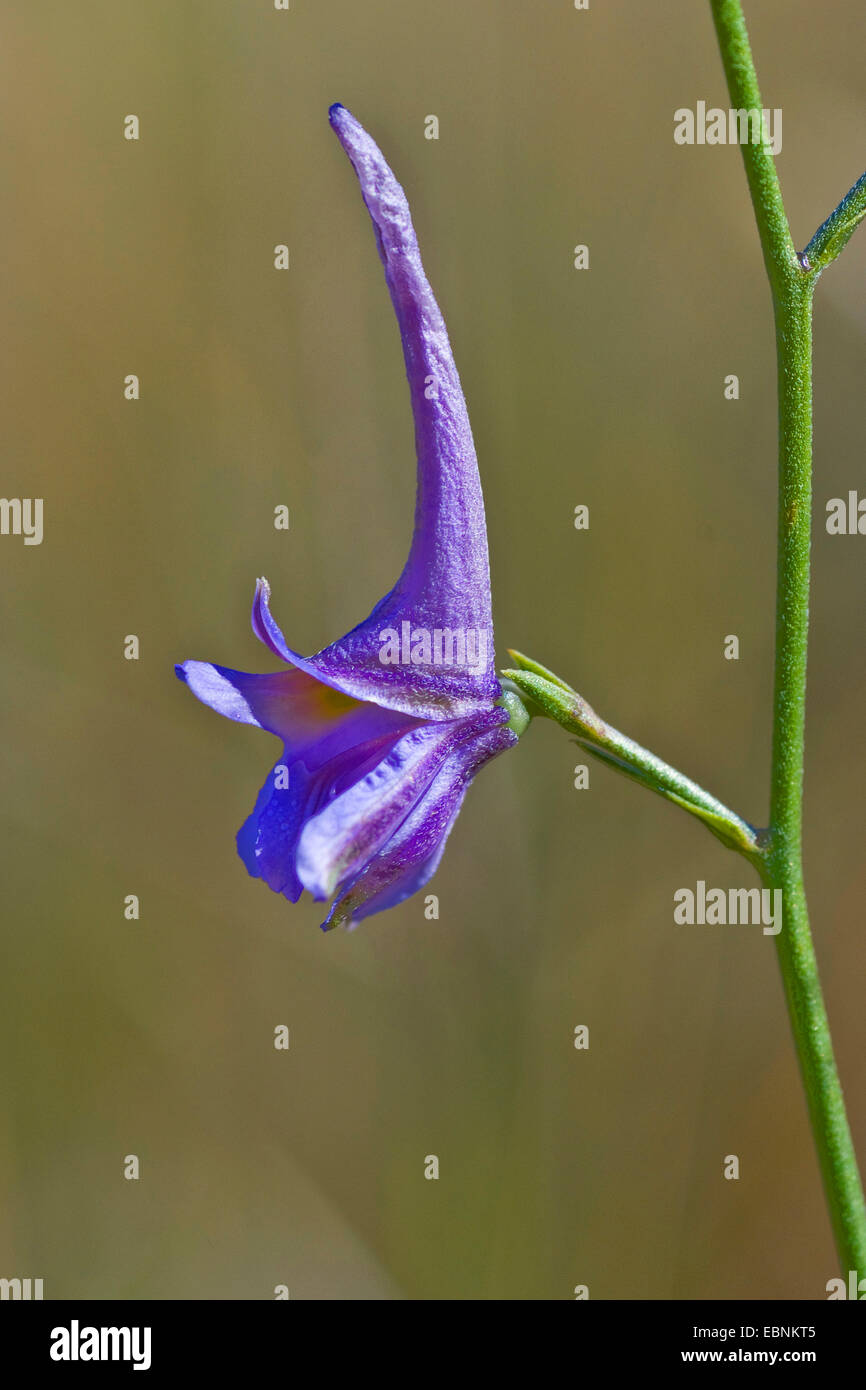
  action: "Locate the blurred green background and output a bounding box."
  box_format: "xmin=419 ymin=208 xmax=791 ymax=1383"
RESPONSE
xmin=2 ymin=0 xmax=865 ymax=1300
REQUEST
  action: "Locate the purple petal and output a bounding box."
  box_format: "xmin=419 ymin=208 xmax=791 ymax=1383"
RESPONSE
xmin=320 ymin=717 xmax=517 ymax=930
xmin=296 ymin=710 xmax=503 ymax=901
xmin=238 ymin=722 xmax=418 ymax=900
xmin=176 ymin=656 xmax=419 ymax=770
xmin=244 ymin=109 xmax=499 ymax=723
xmin=237 ymin=754 xmax=311 ymax=900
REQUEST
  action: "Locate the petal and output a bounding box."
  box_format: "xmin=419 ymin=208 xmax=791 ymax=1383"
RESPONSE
xmin=296 ymin=711 xmax=503 ymax=901
xmin=321 ymin=717 xmax=517 ymax=930
xmin=238 ymin=724 xmax=415 ymax=900
xmin=176 ymin=660 xmax=345 ymax=736
xmin=176 ymin=657 xmax=419 ymax=770
xmin=246 ymin=108 xmax=499 ymax=723
xmin=237 ymin=754 xmax=311 ymax=900
xmin=329 ymin=105 xmax=492 ymax=638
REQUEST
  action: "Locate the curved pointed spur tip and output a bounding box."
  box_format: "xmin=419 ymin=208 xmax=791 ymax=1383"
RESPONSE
xmin=326 ymin=103 xmax=409 ymax=236
xmin=328 ymin=103 xmax=363 ymax=151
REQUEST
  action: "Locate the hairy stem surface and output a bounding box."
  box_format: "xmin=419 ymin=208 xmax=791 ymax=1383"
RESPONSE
xmin=710 ymin=0 xmax=866 ymax=1277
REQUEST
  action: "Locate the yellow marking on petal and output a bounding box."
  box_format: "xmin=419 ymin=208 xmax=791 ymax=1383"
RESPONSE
xmin=299 ymin=679 xmax=361 ymax=723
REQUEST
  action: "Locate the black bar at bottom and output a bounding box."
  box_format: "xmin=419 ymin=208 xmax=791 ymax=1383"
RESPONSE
xmin=0 ymin=1298 xmax=861 ymax=1374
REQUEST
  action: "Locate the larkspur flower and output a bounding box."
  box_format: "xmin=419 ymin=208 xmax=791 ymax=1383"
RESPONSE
xmin=176 ymin=103 xmax=518 ymax=930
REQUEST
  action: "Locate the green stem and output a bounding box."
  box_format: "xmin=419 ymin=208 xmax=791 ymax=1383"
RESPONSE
xmin=502 ymin=664 xmax=764 ymax=859
xmin=708 ymin=0 xmax=795 ymax=290
xmin=710 ymin=0 xmax=866 ymax=1277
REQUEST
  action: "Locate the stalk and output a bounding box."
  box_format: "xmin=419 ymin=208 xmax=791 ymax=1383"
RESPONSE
xmin=711 ymin=0 xmax=866 ymax=1276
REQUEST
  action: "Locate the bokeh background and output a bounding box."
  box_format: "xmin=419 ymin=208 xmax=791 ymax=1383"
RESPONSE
xmin=2 ymin=0 xmax=865 ymax=1300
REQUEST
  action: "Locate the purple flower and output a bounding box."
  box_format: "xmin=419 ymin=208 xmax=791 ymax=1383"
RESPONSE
xmin=176 ymin=104 xmax=517 ymax=930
